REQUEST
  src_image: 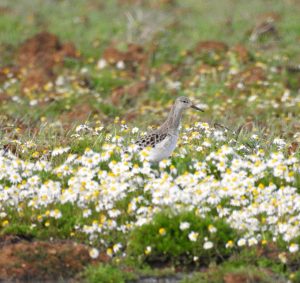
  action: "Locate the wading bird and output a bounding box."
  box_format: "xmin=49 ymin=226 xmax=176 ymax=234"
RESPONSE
xmin=136 ymin=96 xmax=204 ymax=162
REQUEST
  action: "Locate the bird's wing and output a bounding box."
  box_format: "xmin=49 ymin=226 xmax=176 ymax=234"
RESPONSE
xmin=135 ymin=132 xmax=168 ymax=150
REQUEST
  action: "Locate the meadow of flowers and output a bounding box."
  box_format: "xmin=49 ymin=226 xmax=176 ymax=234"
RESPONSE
xmin=1 ymin=119 xmax=299 ymax=261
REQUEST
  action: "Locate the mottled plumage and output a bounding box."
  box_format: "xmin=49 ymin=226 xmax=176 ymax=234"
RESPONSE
xmin=136 ymin=132 xmax=168 ymax=150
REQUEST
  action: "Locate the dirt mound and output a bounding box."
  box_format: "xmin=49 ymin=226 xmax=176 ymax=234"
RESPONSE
xmin=0 ymin=235 xmax=108 ymax=281
xmin=59 ymin=102 xmax=94 ymax=126
xmin=196 ymin=63 xmax=215 ymax=74
xmin=0 ymin=6 xmax=11 ymax=15
xmin=103 ymin=43 xmax=146 ymax=65
xmin=223 ymin=272 xmax=262 ymax=283
xmin=231 ymin=44 xmax=250 ymax=63
xmin=111 ymin=81 xmax=148 ymax=105
xmin=102 ymin=43 xmax=147 ymax=75
xmin=230 ymin=66 xmax=266 ymax=89
xmin=257 ymin=12 xmax=281 ymax=23
xmin=17 ymin=32 xmax=78 ymax=92
xmin=195 ymin=41 xmax=228 ymax=54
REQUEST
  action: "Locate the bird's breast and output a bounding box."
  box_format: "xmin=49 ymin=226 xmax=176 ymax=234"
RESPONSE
xmin=148 ymin=134 xmax=179 ymax=162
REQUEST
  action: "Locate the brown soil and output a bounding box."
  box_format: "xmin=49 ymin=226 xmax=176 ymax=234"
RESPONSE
xmin=223 ymin=272 xmax=262 ymax=283
xmin=0 ymin=6 xmax=12 ymax=15
xmin=257 ymin=12 xmax=282 ymax=23
xmin=0 ymin=235 xmax=108 ymax=282
xmin=17 ymin=32 xmax=78 ymax=92
xmin=230 ymin=66 xmax=266 ymax=89
xmin=197 ymin=63 xmax=215 ymax=74
xmin=195 ymin=41 xmax=228 ymax=54
xmin=231 ymin=44 xmax=250 ymax=63
xmin=102 ymin=46 xmax=125 ymax=64
xmin=255 ymin=243 xmax=282 ymax=262
xmin=123 ymin=111 xmax=138 ymax=121
xmin=102 ymin=43 xmax=148 ymax=76
xmin=151 ymin=63 xmax=184 ymax=83
xmin=0 ymin=92 xmax=10 ymax=103
xmin=59 ymin=102 xmax=94 ymax=126
xmin=156 ymin=63 xmax=177 ymax=75
xmin=0 ymin=66 xmax=19 ymax=83
xmin=111 ymin=81 xmax=148 ymax=105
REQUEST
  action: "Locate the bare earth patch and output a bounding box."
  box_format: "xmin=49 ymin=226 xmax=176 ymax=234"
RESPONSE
xmin=17 ymin=32 xmax=78 ymax=93
xmin=0 ymin=235 xmax=108 ymax=282
xmin=194 ymin=40 xmax=229 ymax=54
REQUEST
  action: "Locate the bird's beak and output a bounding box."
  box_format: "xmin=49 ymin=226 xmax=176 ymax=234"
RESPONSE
xmin=191 ymin=104 xmax=204 ymax=112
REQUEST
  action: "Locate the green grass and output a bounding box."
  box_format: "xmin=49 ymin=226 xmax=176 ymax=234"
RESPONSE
xmin=0 ymin=0 xmax=299 ymax=58
xmin=0 ymin=0 xmax=299 ymax=130
xmin=84 ymin=263 xmax=138 ymax=283
xmin=127 ymin=209 xmax=237 ymax=265
xmin=180 ymin=264 xmax=284 ymax=283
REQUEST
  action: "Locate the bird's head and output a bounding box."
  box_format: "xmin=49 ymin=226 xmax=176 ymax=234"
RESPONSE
xmin=175 ymin=96 xmax=204 ymax=112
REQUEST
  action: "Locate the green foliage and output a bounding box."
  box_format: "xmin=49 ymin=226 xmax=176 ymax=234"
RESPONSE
xmin=292 ymin=270 xmax=300 ymax=283
xmin=1 ymin=223 xmax=36 ymax=239
xmin=1 ymin=203 xmax=86 ymax=241
xmin=84 ymin=264 xmax=136 ymax=283
xmin=127 ymin=210 xmax=237 ymax=265
xmin=227 ymin=248 xmax=287 ymax=276
xmin=180 ymin=264 xmax=280 ymax=283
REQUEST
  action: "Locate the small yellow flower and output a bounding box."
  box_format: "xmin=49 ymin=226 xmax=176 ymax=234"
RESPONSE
xmin=45 ymin=221 xmax=50 ymax=227
xmin=289 ymin=273 xmax=295 ymax=280
xmin=32 ymin=151 xmax=39 ymax=158
xmin=43 ymin=82 xmax=53 ymax=91
xmin=261 ymin=239 xmax=267 ymax=245
xmin=106 ymin=248 xmax=113 ymax=257
xmin=99 ymin=214 xmax=107 ymax=224
xmin=288 ymin=171 xmax=294 ymax=177
xmin=127 ymin=203 xmax=133 ymax=213
xmin=144 ymin=246 xmax=152 ymax=255
xmin=114 ymin=258 xmax=121 ymax=265
xmin=2 ymin=220 xmax=9 ymax=227
xmin=159 ymin=228 xmax=166 ymax=236
xmin=226 ymin=240 xmax=234 ymax=248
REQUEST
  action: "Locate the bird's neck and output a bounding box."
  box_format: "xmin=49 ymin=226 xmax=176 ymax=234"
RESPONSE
xmin=160 ymin=104 xmax=183 ymax=134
